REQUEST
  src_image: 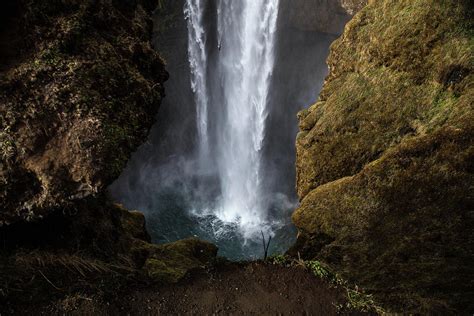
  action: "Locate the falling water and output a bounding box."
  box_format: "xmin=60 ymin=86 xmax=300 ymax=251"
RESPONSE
xmin=184 ymin=0 xmax=210 ymax=159
xmin=215 ymin=0 xmax=280 ymax=237
xmin=185 ymin=0 xmax=280 ymax=239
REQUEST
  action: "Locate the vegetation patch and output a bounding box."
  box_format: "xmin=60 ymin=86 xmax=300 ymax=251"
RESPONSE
xmin=269 ymin=254 xmax=384 ymax=314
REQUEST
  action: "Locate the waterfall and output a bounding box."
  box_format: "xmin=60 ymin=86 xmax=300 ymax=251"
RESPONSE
xmin=184 ymin=0 xmax=210 ymax=159
xmin=112 ymin=0 xmax=335 ymax=258
xmin=215 ymin=0 xmax=280 ymax=237
xmin=186 ymin=0 xmax=280 ymax=239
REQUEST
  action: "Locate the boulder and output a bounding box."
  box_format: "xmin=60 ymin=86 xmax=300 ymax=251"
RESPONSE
xmin=0 ymin=0 xmax=168 ymax=226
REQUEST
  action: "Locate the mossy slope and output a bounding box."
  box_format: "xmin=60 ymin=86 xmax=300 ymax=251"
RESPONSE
xmin=292 ymin=0 xmax=473 ymax=313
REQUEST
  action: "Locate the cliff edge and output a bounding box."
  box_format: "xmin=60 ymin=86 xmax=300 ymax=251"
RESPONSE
xmin=292 ymin=0 xmax=473 ymax=313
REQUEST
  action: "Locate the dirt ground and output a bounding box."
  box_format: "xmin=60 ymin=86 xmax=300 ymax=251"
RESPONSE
xmin=11 ymin=262 xmax=366 ymax=315
xmin=114 ymin=262 xmax=351 ymax=315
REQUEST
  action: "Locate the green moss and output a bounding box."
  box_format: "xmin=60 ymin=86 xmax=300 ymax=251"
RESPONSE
xmin=144 ymin=258 xmax=185 ymax=283
xmin=143 ymin=238 xmax=218 ymax=283
xmin=294 ymin=0 xmax=473 ymax=313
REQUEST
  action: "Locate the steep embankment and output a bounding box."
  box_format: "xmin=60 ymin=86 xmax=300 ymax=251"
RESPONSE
xmin=292 ymin=0 xmax=473 ymax=313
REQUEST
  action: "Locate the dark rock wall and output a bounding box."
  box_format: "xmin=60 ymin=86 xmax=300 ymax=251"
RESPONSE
xmin=0 ymin=4 xmax=219 ymax=307
xmin=0 ymin=0 xmax=168 ymax=226
xmin=279 ymin=0 xmax=367 ymax=35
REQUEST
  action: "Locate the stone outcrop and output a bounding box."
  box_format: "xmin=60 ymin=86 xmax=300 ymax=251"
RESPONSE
xmin=143 ymin=238 xmax=218 ymax=283
xmin=292 ymin=0 xmax=473 ymax=313
xmin=0 ymin=0 xmax=167 ymax=226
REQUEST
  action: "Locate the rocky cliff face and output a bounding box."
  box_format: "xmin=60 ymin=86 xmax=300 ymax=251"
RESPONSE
xmin=279 ymin=0 xmax=367 ymax=35
xmin=0 ymin=0 xmax=168 ymax=226
xmin=292 ymin=0 xmax=473 ymax=313
xmin=0 ymin=0 xmax=217 ymax=309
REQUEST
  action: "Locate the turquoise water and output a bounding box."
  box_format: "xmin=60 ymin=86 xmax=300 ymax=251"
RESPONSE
xmin=143 ymin=189 xmax=297 ymax=260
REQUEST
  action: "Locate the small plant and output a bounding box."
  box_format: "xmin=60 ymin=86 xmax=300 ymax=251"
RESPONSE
xmin=306 ymin=260 xmax=330 ymax=279
xmin=260 ymin=231 xmax=272 ymax=260
xmin=268 ymin=254 xmax=288 ymax=265
xmin=346 ymin=288 xmax=384 ymax=313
